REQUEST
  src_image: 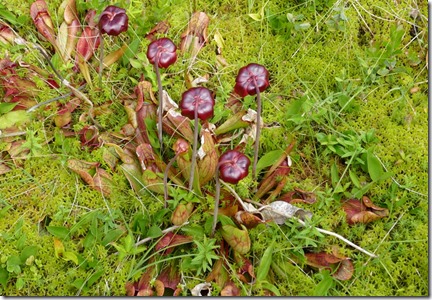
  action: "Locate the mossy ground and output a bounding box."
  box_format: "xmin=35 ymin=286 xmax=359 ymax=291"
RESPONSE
xmin=0 ymin=0 xmax=428 ymax=296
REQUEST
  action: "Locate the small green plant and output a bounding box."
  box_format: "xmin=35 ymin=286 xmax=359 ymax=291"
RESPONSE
xmin=188 ymin=236 xmax=219 ymax=275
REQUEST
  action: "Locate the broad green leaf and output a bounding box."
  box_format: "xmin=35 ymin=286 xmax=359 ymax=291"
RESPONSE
xmin=313 ymin=270 xmax=334 ymax=296
xmin=0 ymin=268 xmax=9 ymax=287
xmin=349 ymin=169 xmax=361 ymax=188
xmin=16 ymin=277 xmax=25 ymax=290
xmin=147 ymin=225 xmax=163 ymax=238
xmin=256 ymin=241 xmax=274 ymax=281
xmin=6 ymin=255 xmax=21 ymax=274
xmin=366 ymin=149 xmax=383 ymax=182
xmin=248 ymin=13 xmax=262 ymax=21
xmin=256 ymin=149 xmax=284 ymax=174
xmin=0 ymin=110 xmax=30 ymax=129
xmin=0 ymin=5 xmax=18 ymax=25
xmin=101 ymin=228 xmax=124 ymax=246
xmin=260 ymin=281 xmax=281 ymax=296
xmin=46 ymin=226 xmax=70 ymax=239
xmin=87 ymin=270 xmax=104 ymax=287
xmin=63 ymin=251 xmax=79 ymax=265
xmin=330 ymin=162 xmax=339 ymax=187
xmin=0 ymin=102 xmax=17 ymax=114
xmin=20 ymin=246 xmax=38 ymax=262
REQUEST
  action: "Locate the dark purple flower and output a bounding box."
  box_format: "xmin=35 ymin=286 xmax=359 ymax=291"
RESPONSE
xmin=147 ymin=37 xmax=177 ymax=69
xmin=218 ymin=150 xmax=250 ymax=184
xmin=98 ymin=5 xmax=128 ymax=36
xmin=180 ymin=87 xmax=215 ymax=121
xmin=234 ymin=63 xmax=269 ymax=97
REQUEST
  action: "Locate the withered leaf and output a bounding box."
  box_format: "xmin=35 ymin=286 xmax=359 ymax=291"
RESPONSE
xmin=342 ymin=196 xmax=389 ymax=225
xmin=279 ymin=187 xmax=317 ymax=204
xmin=180 ymin=12 xmax=210 ymax=57
xmin=235 ymin=211 xmax=265 ymax=229
xmin=206 ymin=259 xmax=229 ymax=288
xmin=157 ymin=266 xmax=181 ymax=293
xmin=145 ymin=21 xmax=170 ymax=41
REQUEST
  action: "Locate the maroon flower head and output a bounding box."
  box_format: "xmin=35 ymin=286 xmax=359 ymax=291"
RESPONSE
xmin=98 ymin=5 xmax=129 ymax=36
xmin=180 ymin=87 xmax=215 ymax=121
xmin=234 ymin=63 xmax=269 ymax=97
xmin=218 ymin=150 xmax=250 ymax=184
xmin=147 ymin=37 xmax=177 ymax=69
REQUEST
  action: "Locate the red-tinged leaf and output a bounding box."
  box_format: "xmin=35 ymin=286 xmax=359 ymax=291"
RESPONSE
xmin=234 ymin=252 xmax=255 ymax=283
xmin=0 ymin=21 xmax=16 ymax=44
xmin=155 ymin=232 xmax=193 ymax=255
xmin=141 ymin=169 xmax=165 ymax=194
xmin=74 ymin=10 xmax=100 ymax=70
xmin=171 ymin=202 xmax=194 ymax=226
xmin=332 ymin=258 xmax=354 ymax=281
xmin=93 ymin=167 xmax=112 ymax=196
xmin=79 ymin=125 xmax=101 ymax=149
xmin=157 ymin=266 xmax=181 ymax=293
xmin=54 ymin=98 xmax=81 ymax=128
xmin=305 ymin=252 xmax=354 ymax=281
xmin=153 ymin=279 xmax=164 ymax=296
xmin=342 ymin=196 xmax=389 ymax=225
xmin=180 ymin=12 xmax=210 ymax=57
xmin=67 ymin=159 xmax=112 ymax=196
xmin=221 ymin=225 xmax=251 ymax=255
xmin=30 ymin=0 xmax=58 ymax=49
xmin=221 ymin=282 xmax=241 ymax=296
xmin=0 ymin=162 xmax=12 ymax=175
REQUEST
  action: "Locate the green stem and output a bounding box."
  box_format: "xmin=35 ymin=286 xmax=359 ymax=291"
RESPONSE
xmin=155 ymin=61 xmax=164 ymax=154
xmin=211 ymin=169 xmax=221 ymax=237
xmin=189 ymin=109 xmax=198 ymax=191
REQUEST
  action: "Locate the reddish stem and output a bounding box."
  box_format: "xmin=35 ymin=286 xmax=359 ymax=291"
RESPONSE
xmin=188 ymin=108 xmax=199 ymax=191
xmin=211 ymin=168 xmax=221 ymax=237
xmin=154 ymin=60 xmax=164 ymax=154
xmin=252 ymin=81 xmax=262 ymax=182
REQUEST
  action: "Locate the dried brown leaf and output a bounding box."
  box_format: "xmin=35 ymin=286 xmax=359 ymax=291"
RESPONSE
xmin=180 ymin=12 xmax=210 ymax=56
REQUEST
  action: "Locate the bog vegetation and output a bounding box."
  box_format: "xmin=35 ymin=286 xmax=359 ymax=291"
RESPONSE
xmin=0 ymin=0 xmax=428 ymax=296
